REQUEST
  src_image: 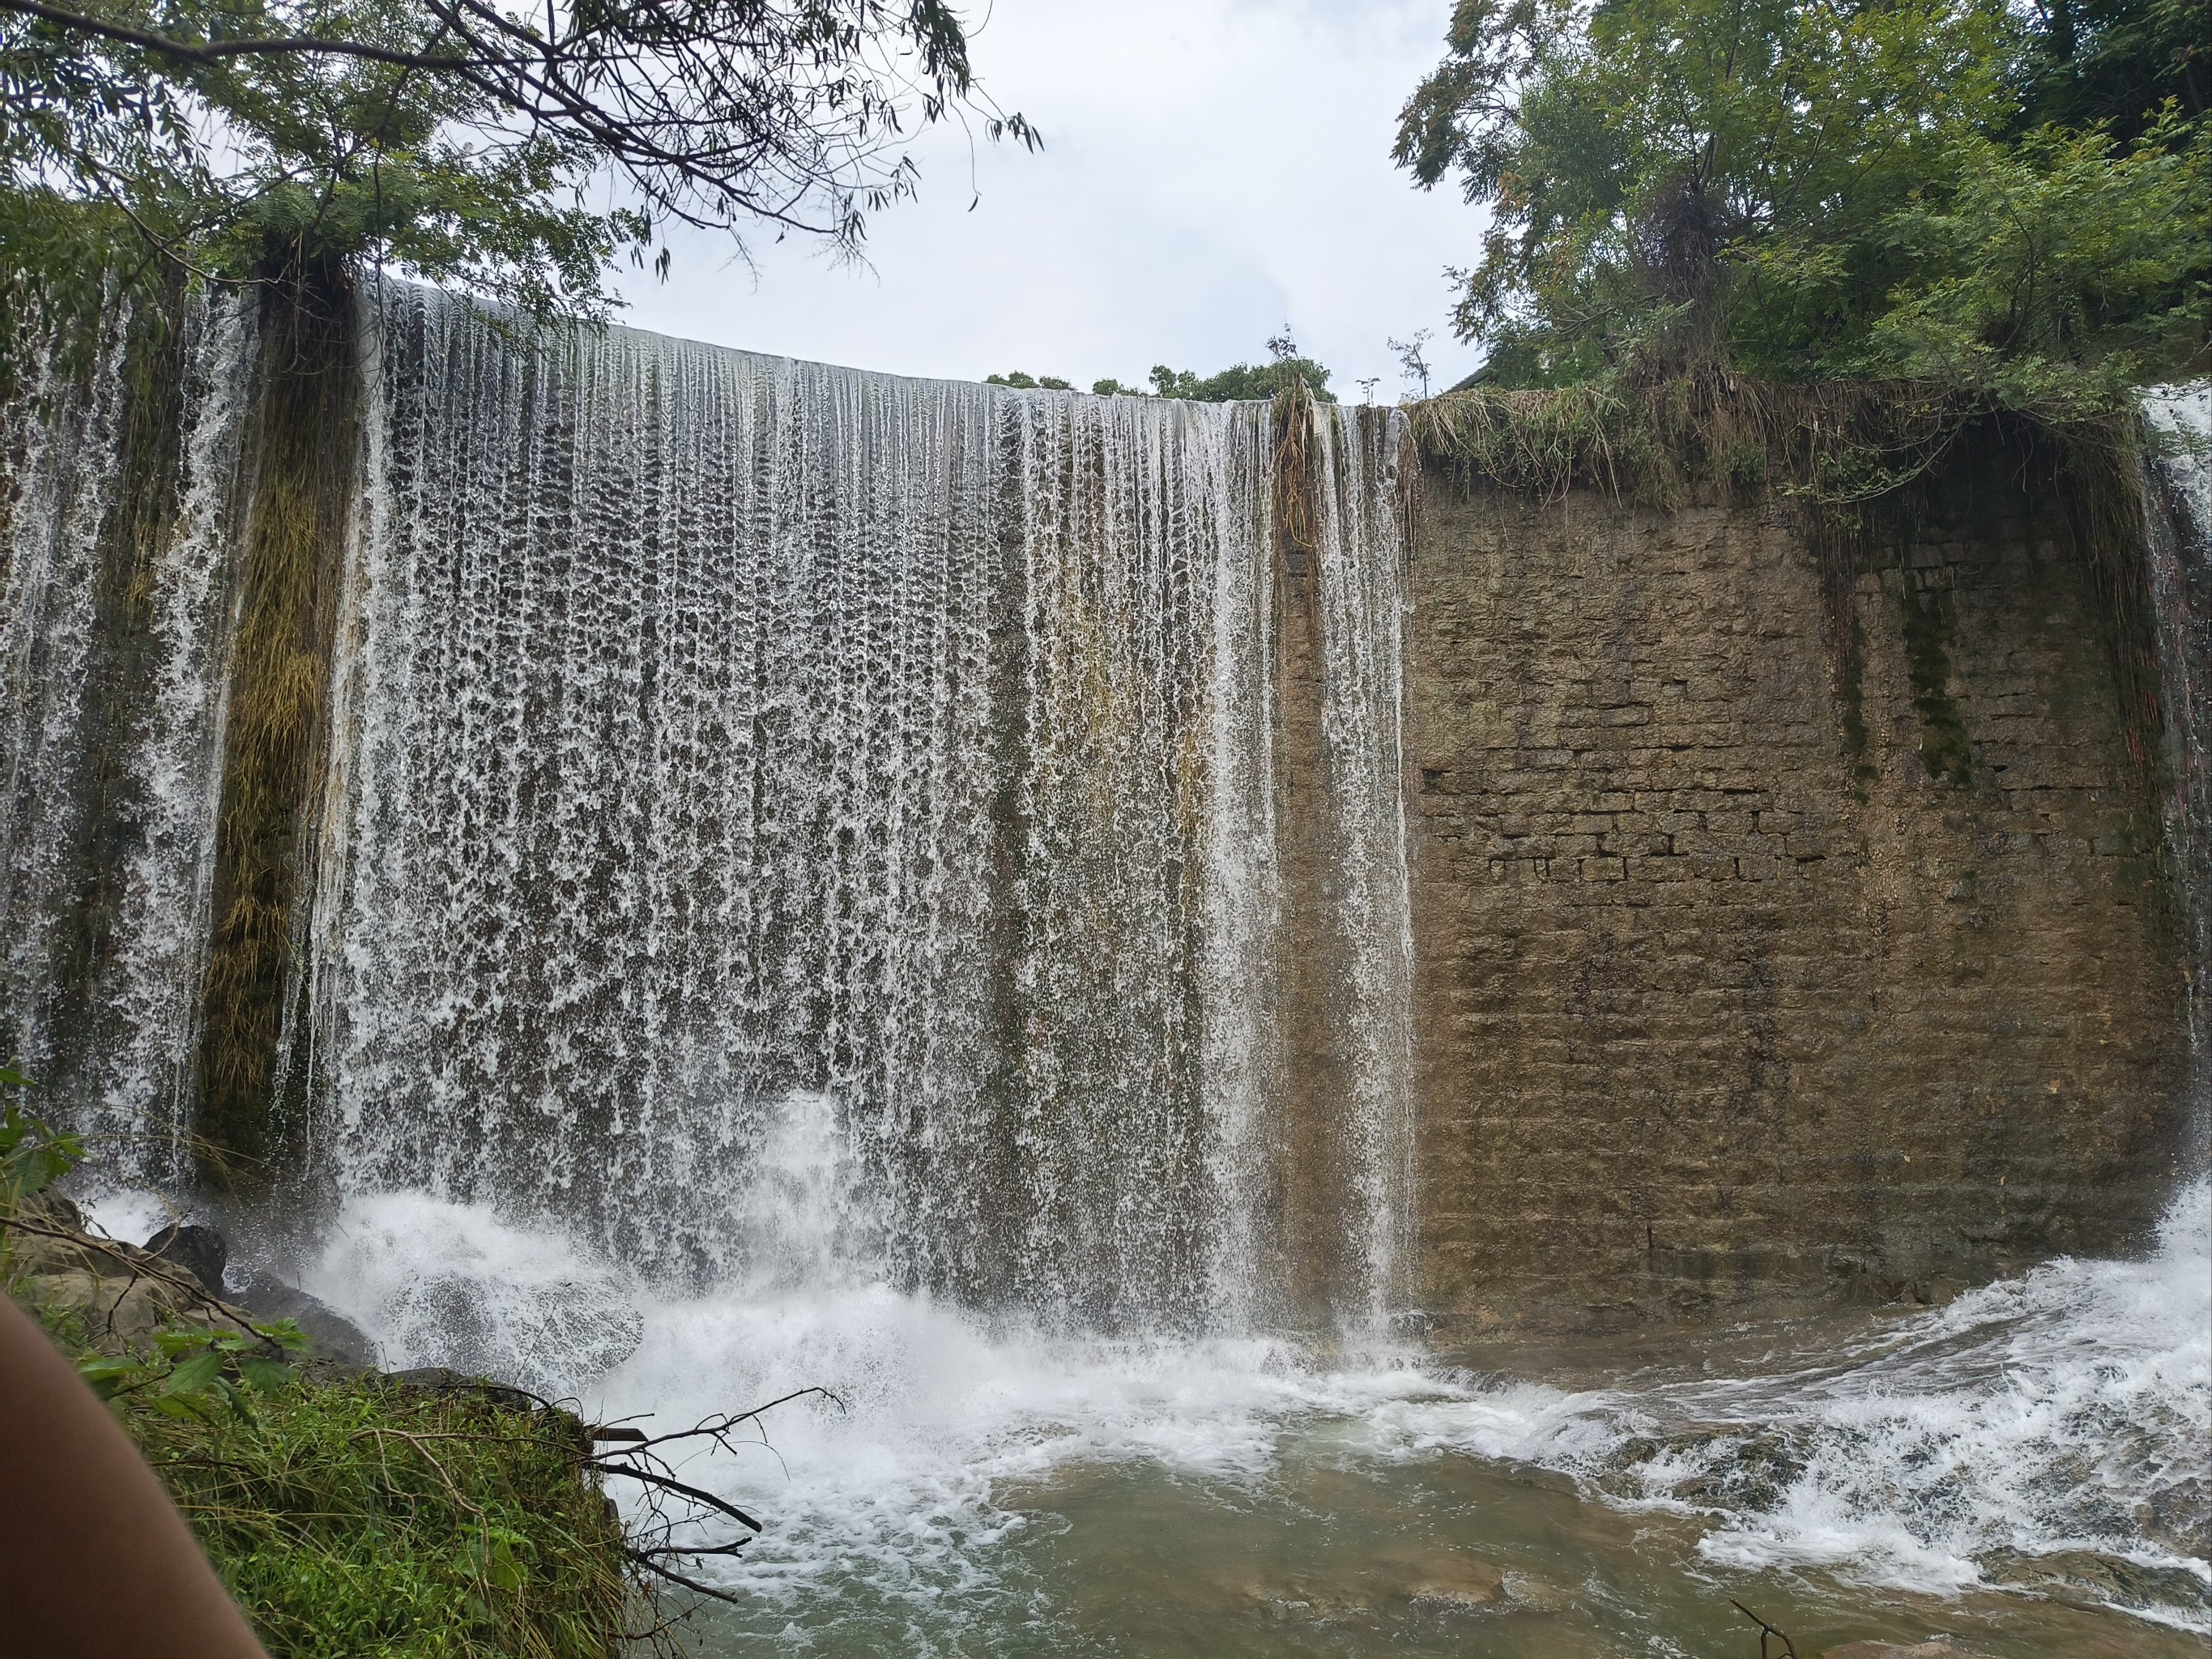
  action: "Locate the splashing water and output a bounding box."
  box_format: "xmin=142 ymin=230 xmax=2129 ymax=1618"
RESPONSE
xmin=307 ymin=1179 xmax=2209 ymax=1648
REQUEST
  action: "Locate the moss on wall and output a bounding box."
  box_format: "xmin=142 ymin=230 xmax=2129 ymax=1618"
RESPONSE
xmin=1900 ymin=580 xmax=1973 ymax=787
xmin=193 ymin=271 xmax=356 ymax=1190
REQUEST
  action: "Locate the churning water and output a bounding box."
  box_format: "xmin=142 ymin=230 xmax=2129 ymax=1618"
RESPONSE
xmin=296 ymin=1177 xmax=2210 ymax=1653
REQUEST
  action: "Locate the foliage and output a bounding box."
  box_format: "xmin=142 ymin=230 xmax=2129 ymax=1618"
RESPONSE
xmin=75 ymin=1316 xmax=309 ymax=1418
xmin=988 ymin=352 xmax=1339 ymax=403
xmin=2015 ymin=0 xmax=2207 ymax=139
xmin=1145 ymin=356 xmax=1336 ymax=403
xmin=1393 ymin=0 xmax=2210 ymax=407
xmin=1389 ymin=328 xmax=1435 ymax=398
xmin=121 ymin=1369 xmax=636 ymax=1657
xmin=1843 ymin=109 xmax=2211 ymax=419
xmin=0 ymin=1064 xmax=83 ymax=1207
xmin=1408 ymin=369 xmax=1984 ymax=505
xmin=2 ymin=1086 xmax=642 ymax=1657
xmin=0 ymin=0 xmax=1033 ymax=363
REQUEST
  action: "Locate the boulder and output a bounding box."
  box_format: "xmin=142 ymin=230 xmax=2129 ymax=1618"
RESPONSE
xmin=142 ymin=1222 xmax=229 ymax=1296
xmin=231 ymin=1272 xmax=380 ymax=1369
xmin=5 ymin=1194 xmax=254 ymax=1357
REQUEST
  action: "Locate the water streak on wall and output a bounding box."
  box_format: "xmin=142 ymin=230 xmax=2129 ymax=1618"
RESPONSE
xmin=0 ymin=296 xmax=258 ymax=1166
xmin=2142 ymin=387 xmax=2212 ymax=1140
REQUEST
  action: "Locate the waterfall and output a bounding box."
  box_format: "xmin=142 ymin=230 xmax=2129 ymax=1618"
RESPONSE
xmin=1306 ymin=408 xmax=1416 ymax=1324
xmin=2142 ymin=386 xmax=2211 ymax=1142
xmin=297 ymin=285 xmax=1413 ymax=1332
xmin=0 ymin=296 xmax=258 ymax=1167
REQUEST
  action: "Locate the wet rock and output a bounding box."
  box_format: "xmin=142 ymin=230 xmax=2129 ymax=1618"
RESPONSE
xmin=142 ymin=1222 xmax=228 ymax=1295
xmin=231 ymin=1273 xmax=379 ymax=1369
xmin=1389 ymin=1549 xmax=1506 ymax=1609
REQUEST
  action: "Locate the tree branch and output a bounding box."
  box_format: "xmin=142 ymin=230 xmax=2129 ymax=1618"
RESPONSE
xmin=0 ymin=0 xmax=469 ymax=69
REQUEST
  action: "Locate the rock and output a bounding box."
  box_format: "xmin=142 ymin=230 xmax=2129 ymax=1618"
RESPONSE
xmin=382 ymin=1367 xmax=541 ymax=1412
xmin=6 ymin=1205 xmax=247 ymax=1357
xmin=231 ymin=1273 xmax=380 ymax=1368
xmin=25 ymin=1268 xmax=197 ymax=1353
xmin=1375 ymin=1542 xmax=1507 ymax=1609
xmin=142 ymin=1222 xmax=228 ymax=1295
xmin=4 ymin=1189 xmax=103 ymax=1276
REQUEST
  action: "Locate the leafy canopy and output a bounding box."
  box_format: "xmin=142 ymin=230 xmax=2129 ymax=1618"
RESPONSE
xmin=1394 ymin=0 xmax=2210 ymax=407
xmin=0 ymin=0 xmax=1032 ymax=343
xmin=992 ymin=331 xmax=1338 ymax=403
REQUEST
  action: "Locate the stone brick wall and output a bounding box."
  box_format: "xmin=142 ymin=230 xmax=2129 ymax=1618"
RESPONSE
xmin=1406 ymin=449 xmax=2191 ymax=1330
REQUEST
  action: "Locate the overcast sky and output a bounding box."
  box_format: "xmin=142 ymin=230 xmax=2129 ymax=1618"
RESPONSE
xmin=609 ymin=0 xmax=1486 ymax=399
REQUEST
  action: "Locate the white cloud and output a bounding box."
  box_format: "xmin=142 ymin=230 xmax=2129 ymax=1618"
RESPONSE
xmin=608 ymin=0 xmax=1485 ymax=398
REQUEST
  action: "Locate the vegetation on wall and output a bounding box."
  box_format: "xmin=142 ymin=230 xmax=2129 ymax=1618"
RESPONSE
xmin=1393 ymin=0 xmax=2209 ymax=413
xmin=194 ymin=269 xmax=356 ymax=1188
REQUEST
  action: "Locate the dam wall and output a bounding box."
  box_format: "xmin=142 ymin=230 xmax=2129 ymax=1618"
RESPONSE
xmin=1 ymin=285 xmax=2198 ymax=1330
xmin=1408 ymin=451 xmax=2193 ymax=1328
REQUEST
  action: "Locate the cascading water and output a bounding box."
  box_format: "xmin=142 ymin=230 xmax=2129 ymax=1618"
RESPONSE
xmin=2142 ymin=386 xmax=2211 ymax=1137
xmin=0 ymin=296 xmax=258 ymax=1167
xmin=303 ymin=284 xmax=1413 ymax=1334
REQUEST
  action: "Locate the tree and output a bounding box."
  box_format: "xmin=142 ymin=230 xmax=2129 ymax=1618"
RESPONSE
xmin=1392 ymin=0 xmax=2210 ymax=404
xmin=1389 ymin=328 xmax=1434 ymax=397
xmin=1144 ymin=358 xmax=1336 ymax=402
xmin=995 ymin=335 xmax=1339 ymax=403
xmin=0 ymin=0 xmax=1033 ymax=344
xmin=2016 ymin=0 xmax=2206 ymax=139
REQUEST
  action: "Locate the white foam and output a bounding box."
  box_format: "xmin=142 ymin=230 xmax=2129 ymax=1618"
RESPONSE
xmin=71 ymin=1183 xmax=181 ymax=1249
xmin=305 ymin=1181 xmax=2210 ymax=1632
xmin=306 ymin=1192 xmax=644 ymax=1399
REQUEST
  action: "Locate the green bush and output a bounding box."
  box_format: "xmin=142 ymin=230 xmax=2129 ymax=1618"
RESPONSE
xmin=130 ymin=1377 xmax=635 ymax=1659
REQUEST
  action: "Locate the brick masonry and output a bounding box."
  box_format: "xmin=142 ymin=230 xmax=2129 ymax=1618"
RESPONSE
xmin=1405 ymin=454 xmax=2191 ymax=1330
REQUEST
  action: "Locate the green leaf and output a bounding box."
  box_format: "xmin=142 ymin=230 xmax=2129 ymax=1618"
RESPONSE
xmin=163 ymin=1349 xmax=224 ymax=1397
xmin=75 ymin=1354 xmax=145 ymax=1397
xmin=237 ymin=1354 xmax=293 ymax=1394
xmin=252 ymin=1318 xmax=311 ymax=1354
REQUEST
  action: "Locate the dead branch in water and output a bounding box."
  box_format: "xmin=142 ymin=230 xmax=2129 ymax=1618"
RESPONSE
xmin=1731 ymin=1599 xmax=1801 ymax=1659
xmin=586 ymin=1386 xmax=847 ymax=1606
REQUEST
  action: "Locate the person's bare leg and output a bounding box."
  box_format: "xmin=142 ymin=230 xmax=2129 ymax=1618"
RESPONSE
xmin=0 ymin=1293 xmax=267 ymax=1657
